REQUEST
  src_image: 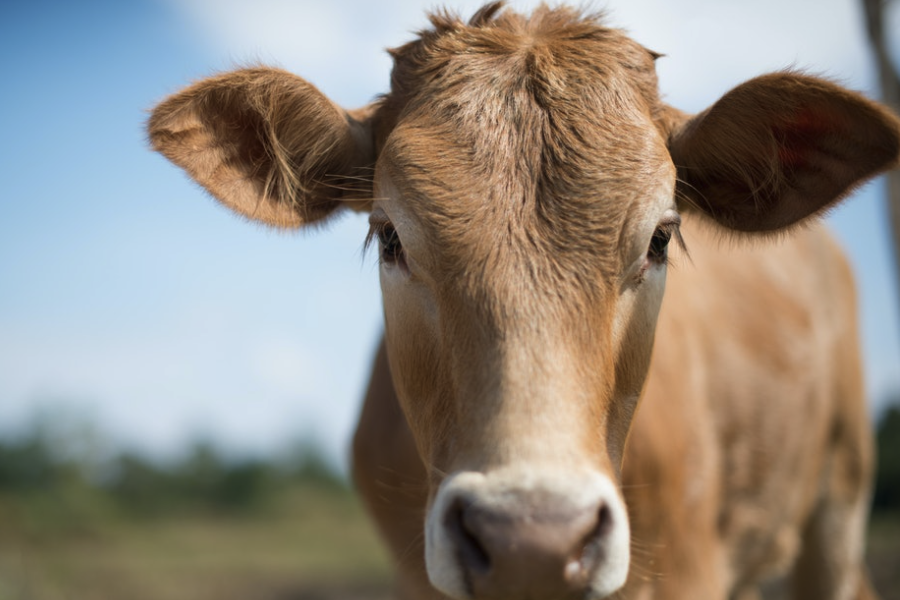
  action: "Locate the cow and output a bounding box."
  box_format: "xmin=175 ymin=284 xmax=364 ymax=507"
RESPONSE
xmin=147 ymin=3 xmax=900 ymax=599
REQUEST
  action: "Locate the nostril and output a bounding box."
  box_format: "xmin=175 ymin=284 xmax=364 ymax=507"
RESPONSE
xmin=445 ymin=498 xmax=491 ymax=576
xmin=570 ymin=501 xmax=616 ymax=581
xmin=595 ymin=503 xmax=613 ymax=539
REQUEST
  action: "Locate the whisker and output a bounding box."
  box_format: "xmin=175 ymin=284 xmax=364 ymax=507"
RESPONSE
xmin=673 ymin=169 xmax=710 ymax=211
xmin=314 ymin=180 xmax=372 ymax=194
xmin=618 ymin=482 xmax=653 ymax=490
xmin=397 ymin=530 xmax=427 ymax=571
xmin=328 ymin=173 xmax=377 ymax=184
xmin=369 ymin=466 xmax=430 ymax=496
xmin=427 ymin=463 xmax=450 ymax=481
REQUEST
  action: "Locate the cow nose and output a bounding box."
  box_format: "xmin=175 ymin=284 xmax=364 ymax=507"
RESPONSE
xmin=443 ymin=496 xmax=614 ymax=599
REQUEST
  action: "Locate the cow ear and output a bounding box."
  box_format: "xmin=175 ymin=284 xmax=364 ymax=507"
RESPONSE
xmin=148 ymin=67 xmax=376 ymax=228
xmin=668 ymin=73 xmax=900 ymax=233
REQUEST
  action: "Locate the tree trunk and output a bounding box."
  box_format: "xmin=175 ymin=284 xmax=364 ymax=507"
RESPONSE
xmin=862 ymin=0 xmax=900 ymax=326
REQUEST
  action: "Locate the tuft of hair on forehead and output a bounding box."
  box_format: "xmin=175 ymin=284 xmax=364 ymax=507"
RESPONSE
xmin=380 ymin=2 xmax=665 ymax=135
xmin=378 ymin=1 xmax=668 ymax=200
xmin=427 ymin=0 xmax=505 ymax=30
xmin=423 ymin=1 xmax=607 ymax=37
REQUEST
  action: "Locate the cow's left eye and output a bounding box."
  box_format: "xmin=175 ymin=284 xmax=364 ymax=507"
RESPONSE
xmin=647 ymin=226 xmax=672 ymax=264
xmin=645 ymin=211 xmax=686 ymax=269
xmin=377 ymin=223 xmax=404 ymax=265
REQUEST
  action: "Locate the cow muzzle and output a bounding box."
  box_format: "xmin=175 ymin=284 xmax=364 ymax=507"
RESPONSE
xmin=425 ymin=469 xmax=630 ymax=600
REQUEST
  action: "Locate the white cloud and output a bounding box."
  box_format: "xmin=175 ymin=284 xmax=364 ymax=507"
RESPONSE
xmin=608 ymin=0 xmax=873 ymax=110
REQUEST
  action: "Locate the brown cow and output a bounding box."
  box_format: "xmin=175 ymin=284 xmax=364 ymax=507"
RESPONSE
xmin=148 ymin=3 xmax=900 ymax=599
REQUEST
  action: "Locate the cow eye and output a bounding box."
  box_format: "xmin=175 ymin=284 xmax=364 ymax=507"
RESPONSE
xmin=647 ymin=226 xmax=672 ymax=263
xmin=644 ymin=213 xmax=686 ymax=270
xmin=377 ymin=223 xmax=404 ymax=265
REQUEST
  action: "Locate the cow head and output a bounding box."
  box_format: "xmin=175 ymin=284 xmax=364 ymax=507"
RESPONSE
xmin=148 ymin=4 xmax=900 ymax=599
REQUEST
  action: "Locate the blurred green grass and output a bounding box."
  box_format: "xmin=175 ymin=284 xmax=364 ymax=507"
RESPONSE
xmin=0 ymin=484 xmax=392 ymax=600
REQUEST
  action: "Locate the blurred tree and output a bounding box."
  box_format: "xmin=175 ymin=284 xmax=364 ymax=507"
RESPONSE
xmin=108 ymin=451 xmax=176 ymax=515
xmin=216 ymin=460 xmax=274 ymax=509
xmin=862 ymin=0 xmax=900 ymax=332
xmin=0 ymin=410 xmax=349 ymax=519
xmin=873 ymin=402 xmax=900 ymax=511
xmin=0 ymin=432 xmax=60 ymax=491
xmin=0 ymin=408 xmax=108 ymax=492
xmin=177 ymin=441 xmax=225 ymax=500
xmin=282 ymin=439 xmax=346 ymax=490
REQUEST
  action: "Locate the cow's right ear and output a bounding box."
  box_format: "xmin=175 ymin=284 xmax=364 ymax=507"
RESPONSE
xmin=148 ymin=67 xmax=376 ymax=228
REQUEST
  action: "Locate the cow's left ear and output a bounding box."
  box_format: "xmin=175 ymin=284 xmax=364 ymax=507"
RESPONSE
xmin=668 ymin=72 xmax=900 ymax=232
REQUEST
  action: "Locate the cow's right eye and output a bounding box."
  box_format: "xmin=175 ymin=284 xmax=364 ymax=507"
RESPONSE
xmin=377 ymin=223 xmax=404 ymax=265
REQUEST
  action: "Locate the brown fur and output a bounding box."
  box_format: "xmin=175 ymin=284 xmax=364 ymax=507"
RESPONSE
xmin=148 ymin=3 xmax=900 ymax=599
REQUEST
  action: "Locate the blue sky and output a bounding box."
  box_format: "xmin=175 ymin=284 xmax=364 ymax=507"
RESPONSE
xmin=1 ymin=0 xmax=898 ymax=467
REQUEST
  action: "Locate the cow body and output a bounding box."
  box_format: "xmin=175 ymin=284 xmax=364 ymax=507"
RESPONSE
xmin=148 ymin=3 xmax=899 ymax=599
